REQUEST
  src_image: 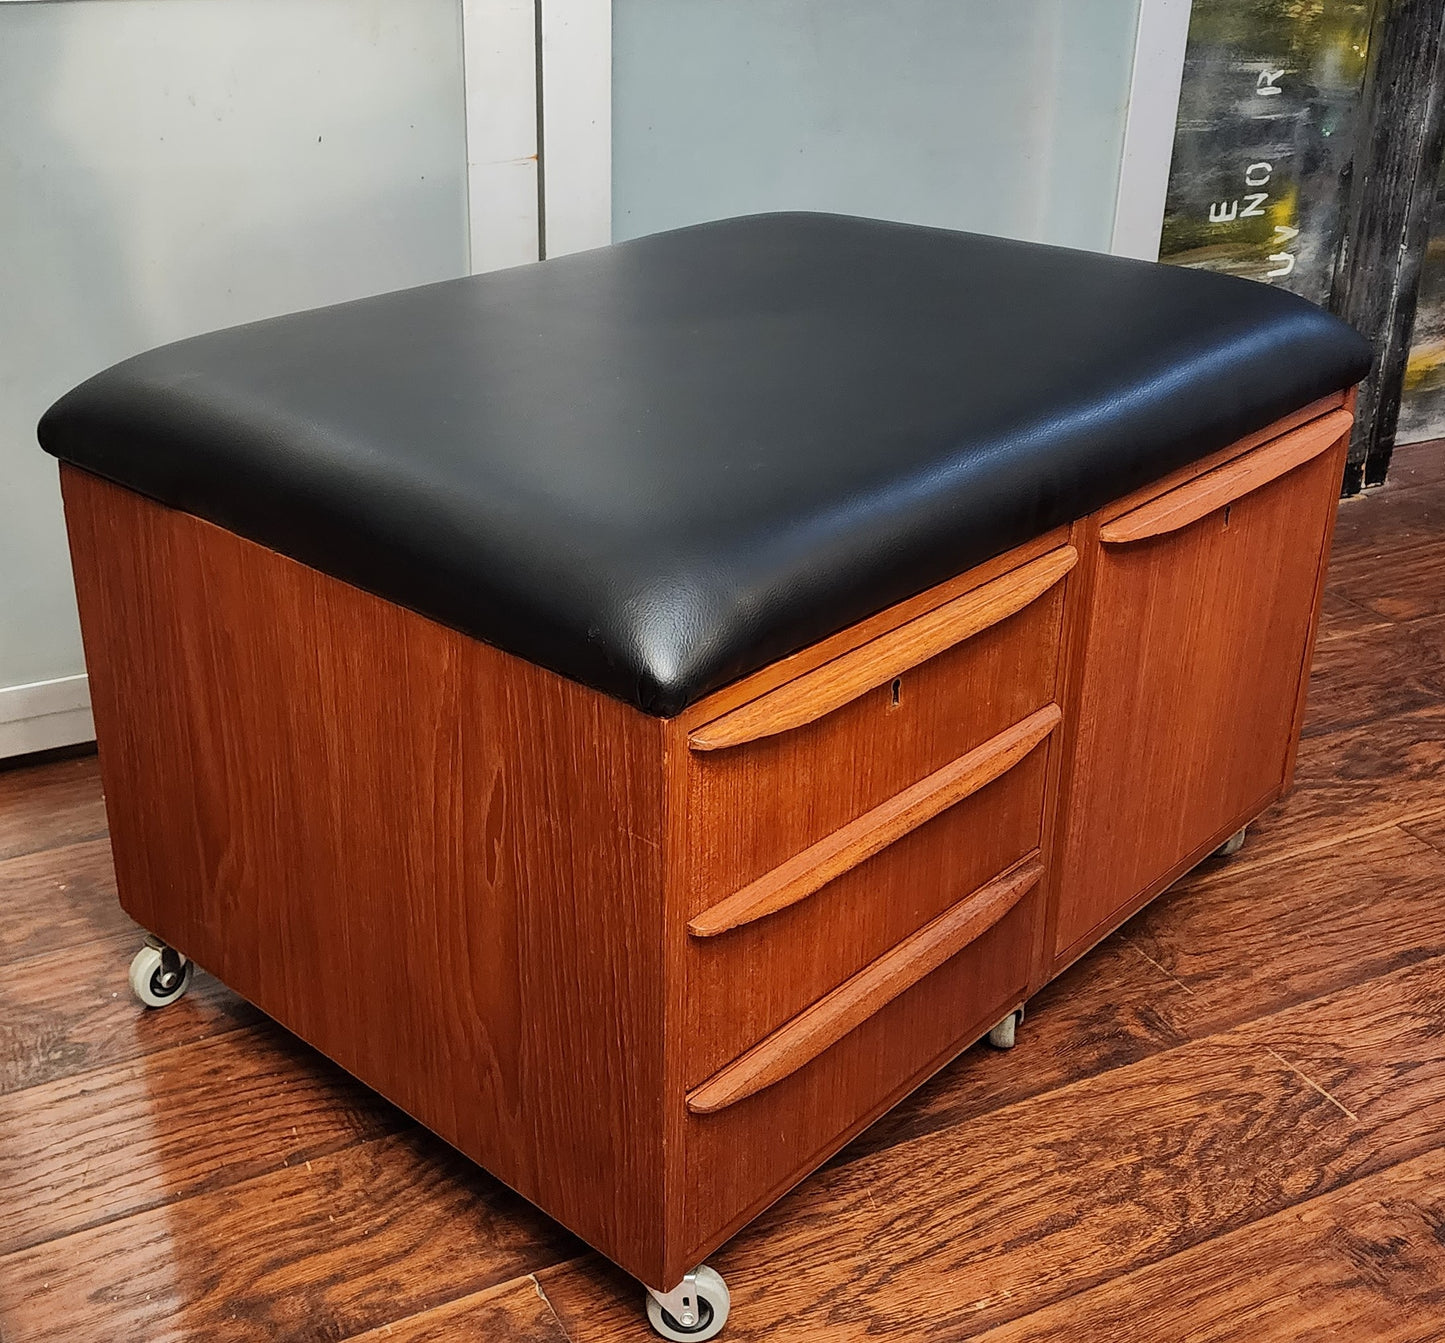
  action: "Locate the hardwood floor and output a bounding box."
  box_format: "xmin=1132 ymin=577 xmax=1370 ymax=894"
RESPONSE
xmin=3 ymin=440 xmax=1445 ymax=1342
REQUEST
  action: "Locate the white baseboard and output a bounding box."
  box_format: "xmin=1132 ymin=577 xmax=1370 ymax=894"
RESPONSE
xmin=0 ymin=673 xmax=95 ymax=759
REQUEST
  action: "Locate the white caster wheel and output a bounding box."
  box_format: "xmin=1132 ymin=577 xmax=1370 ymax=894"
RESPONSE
xmin=645 ymin=1265 xmax=730 ymax=1340
xmin=129 ymin=937 xmax=193 ymax=1008
xmin=987 ymin=1006 xmax=1024 ymax=1050
xmin=1214 ymin=825 xmax=1248 ymax=859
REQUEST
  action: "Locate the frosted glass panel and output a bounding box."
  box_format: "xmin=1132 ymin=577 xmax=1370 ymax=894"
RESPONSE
xmin=0 ymin=0 xmax=467 ymax=704
xmin=612 ymin=0 xmax=1142 ymax=250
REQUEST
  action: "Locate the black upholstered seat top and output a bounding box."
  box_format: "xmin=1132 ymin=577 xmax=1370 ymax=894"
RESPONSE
xmin=40 ymin=212 xmax=1371 ymax=715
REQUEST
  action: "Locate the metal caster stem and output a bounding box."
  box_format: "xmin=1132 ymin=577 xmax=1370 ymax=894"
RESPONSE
xmin=645 ymin=1264 xmax=731 ymax=1340
xmin=1213 ymin=825 xmax=1248 ymax=859
xmin=987 ymin=1006 xmax=1025 ymax=1050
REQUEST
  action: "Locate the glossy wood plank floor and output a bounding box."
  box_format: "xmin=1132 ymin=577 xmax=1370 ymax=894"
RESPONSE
xmin=4 ymin=441 xmax=1445 ymax=1342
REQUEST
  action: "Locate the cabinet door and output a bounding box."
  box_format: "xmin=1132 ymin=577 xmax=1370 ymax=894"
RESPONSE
xmin=1052 ymin=413 xmax=1349 ymax=962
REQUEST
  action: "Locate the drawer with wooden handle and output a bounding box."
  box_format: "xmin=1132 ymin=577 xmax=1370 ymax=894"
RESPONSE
xmin=684 ymin=704 xmax=1058 ymax=1084
xmin=1052 ymin=407 xmax=1353 ymax=963
xmin=679 ymin=852 xmax=1043 ymax=1265
xmin=683 ymin=543 xmax=1075 ymax=914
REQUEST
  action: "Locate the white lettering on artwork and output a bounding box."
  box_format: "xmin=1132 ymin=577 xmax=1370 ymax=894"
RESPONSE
xmin=1199 ymin=71 xmax=1301 ymax=283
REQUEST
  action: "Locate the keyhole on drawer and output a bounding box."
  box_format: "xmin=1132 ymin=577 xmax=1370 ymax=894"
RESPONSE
xmin=890 ymin=677 xmax=903 ymax=710
xmin=1222 ymin=504 xmax=1232 ymax=530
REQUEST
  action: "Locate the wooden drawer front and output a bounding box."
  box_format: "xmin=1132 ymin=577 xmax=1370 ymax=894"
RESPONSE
xmin=1053 ymin=411 xmax=1349 ymax=959
xmin=685 ymin=545 xmax=1073 ymax=912
xmin=684 ymin=717 xmax=1054 ymax=1084
xmin=680 ymin=862 xmax=1041 ymax=1265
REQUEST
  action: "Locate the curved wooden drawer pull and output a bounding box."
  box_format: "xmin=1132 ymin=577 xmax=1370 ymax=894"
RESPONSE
xmin=686 ymin=855 xmax=1044 ymax=1115
xmin=688 ymin=545 xmax=1077 ymax=752
xmin=688 ymin=703 xmax=1060 ymax=938
xmin=1100 ymin=408 xmax=1352 ymax=546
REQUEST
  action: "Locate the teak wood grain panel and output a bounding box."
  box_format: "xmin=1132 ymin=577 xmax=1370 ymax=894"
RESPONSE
xmin=687 ymin=855 xmax=1043 ymax=1114
xmin=59 ymin=468 xmax=672 ymax=1286
xmin=1091 ymin=391 xmax=1345 ymax=525
xmin=684 ymin=572 xmax=1066 ymax=913
xmin=1097 ymin=408 xmax=1353 ymax=545
xmin=689 ymin=705 xmax=1060 ymax=938
xmin=669 ymin=527 xmax=1073 ymax=731
xmin=684 ymin=738 xmax=1051 ymax=1083
xmin=678 ymin=873 xmax=1040 ymax=1269
xmin=687 ymin=547 xmax=1076 ymax=750
xmin=1051 ymin=423 xmax=1350 ymax=962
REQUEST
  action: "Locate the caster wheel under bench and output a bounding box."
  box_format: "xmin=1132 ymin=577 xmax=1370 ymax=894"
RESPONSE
xmin=52 ymin=213 xmax=1368 ymax=1336
xmin=128 ymin=934 xmax=192 ymax=1009
xmin=1213 ymin=825 xmax=1249 ymax=860
xmin=646 ymin=1266 xmax=731 ymax=1341
xmin=987 ymin=1006 xmax=1025 ymax=1051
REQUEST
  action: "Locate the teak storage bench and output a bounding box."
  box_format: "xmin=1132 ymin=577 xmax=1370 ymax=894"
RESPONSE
xmin=41 ymin=214 xmax=1371 ymax=1338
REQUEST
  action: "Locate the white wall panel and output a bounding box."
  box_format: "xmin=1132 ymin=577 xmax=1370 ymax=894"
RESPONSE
xmin=0 ymin=0 xmax=469 ymax=754
xmin=465 ymin=0 xmax=541 ymax=270
xmin=540 ymin=0 xmax=612 ymax=257
xmin=608 ymin=0 xmax=1144 ymax=251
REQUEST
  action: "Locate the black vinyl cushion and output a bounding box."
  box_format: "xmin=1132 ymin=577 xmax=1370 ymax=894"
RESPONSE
xmin=39 ymin=212 xmax=1372 ymax=716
